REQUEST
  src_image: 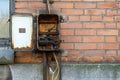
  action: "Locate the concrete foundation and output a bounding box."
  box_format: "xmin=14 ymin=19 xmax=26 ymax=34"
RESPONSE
xmin=1 ymin=63 xmax=120 ymax=80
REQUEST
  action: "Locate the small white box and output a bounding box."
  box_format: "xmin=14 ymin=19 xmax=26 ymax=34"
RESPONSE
xmin=12 ymin=14 xmax=33 ymax=50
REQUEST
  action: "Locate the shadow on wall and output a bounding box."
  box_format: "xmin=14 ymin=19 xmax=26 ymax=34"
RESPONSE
xmin=0 ymin=65 xmax=12 ymax=80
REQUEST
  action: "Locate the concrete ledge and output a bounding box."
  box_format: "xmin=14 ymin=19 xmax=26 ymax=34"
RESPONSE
xmin=6 ymin=63 xmax=120 ymax=80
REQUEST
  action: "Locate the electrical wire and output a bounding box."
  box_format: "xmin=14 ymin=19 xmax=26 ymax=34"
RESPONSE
xmin=47 ymin=0 xmax=51 ymax=14
xmin=49 ymin=45 xmax=60 ymax=80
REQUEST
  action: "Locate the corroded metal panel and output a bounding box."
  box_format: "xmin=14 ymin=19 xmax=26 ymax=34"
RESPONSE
xmin=12 ymin=14 xmax=33 ymax=50
xmin=0 ymin=47 xmax=14 ymax=64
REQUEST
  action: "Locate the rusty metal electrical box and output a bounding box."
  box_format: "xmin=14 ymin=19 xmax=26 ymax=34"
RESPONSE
xmin=37 ymin=14 xmax=61 ymax=51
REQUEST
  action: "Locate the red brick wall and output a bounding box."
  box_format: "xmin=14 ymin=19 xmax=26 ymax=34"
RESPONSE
xmin=15 ymin=0 xmax=120 ymax=63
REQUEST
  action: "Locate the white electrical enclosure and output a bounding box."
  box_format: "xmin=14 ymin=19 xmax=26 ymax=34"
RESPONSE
xmin=12 ymin=14 xmax=33 ymax=50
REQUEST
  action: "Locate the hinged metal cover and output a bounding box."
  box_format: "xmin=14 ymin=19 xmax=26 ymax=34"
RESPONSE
xmin=12 ymin=13 xmax=33 ymax=50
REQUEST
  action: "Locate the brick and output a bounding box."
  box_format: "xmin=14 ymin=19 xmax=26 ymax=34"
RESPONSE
xmin=61 ymin=23 xmax=82 ymax=29
xmin=84 ymin=50 xmax=105 ymax=57
xmin=104 ymin=57 xmax=114 ymax=62
xmin=97 ymin=3 xmax=118 ymax=8
xmin=106 ymin=50 xmax=117 ymax=57
xmin=105 ymin=0 xmax=116 ymax=1
xmin=68 ymin=57 xmax=81 ymax=62
xmin=62 ymin=9 xmax=83 ymax=15
xmin=91 ymin=16 xmax=102 ymax=21
xmin=85 ymin=9 xmax=105 ymax=15
xmin=80 ymin=16 xmax=90 ymax=21
xmin=105 ymin=23 xmax=116 ymax=28
xmin=61 ymin=57 xmax=68 ymax=62
xmin=28 ymin=2 xmax=45 ymax=8
xmin=15 ymin=57 xmax=31 ymax=63
xmin=15 ymin=2 xmax=29 ymax=8
xmin=118 ymin=50 xmax=120 ymax=56
xmin=97 ymin=30 xmax=118 ymax=35
xmin=75 ymin=43 xmax=96 ymax=50
xmin=117 ymin=37 xmax=120 ymax=42
xmin=83 ymin=36 xmax=104 ymax=42
xmin=103 ymin=16 xmax=114 ymax=22
xmin=15 ymin=9 xmax=36 ymax=13
xmin=52 ymin=2 xmax=73 ymax=8
xmin=75 ymin=3 xmax=96 ymax=8
xmin=98 ymin=44 xmax=119 ymax=49
xmin=83 ymin=0 xmax=104 ymax=1
xmin=115 ymin=16 xmax=120 ymax=21
xmin=83 ymin=23 xmax=104 ymax=28
xmin=107 ymin=10 xmax=117 ymax=15
xmin=83 ymin=57 xmax=103 ymax=62
xmin=105 ymin=36 xmax=116 ymax=42
xmin=114 ymin=57 xmax=120 ymax=62
xmin=75 ymin=29 xmax=96 ymax=35
xmin=15 ymin=52 xmax=32 ymax=57
xmin=60 ymin=29 xmax=74 ymax=35
xmin=67 ymin=50 xmax=83 ymax=57
xmin=117 ymin=23 xmax=120 ymax=28
xmin=31 ymin=57 xmax=42 ymax=63
xmin=68 ymin=16 xmax=79 ymax=22
xmin=60 ymin=43 xmax=74 ymax=50
xmin=61 ymin=0 xmax=82 ymax=1
xmin=61 ymin=36 xmax=82 ymax=42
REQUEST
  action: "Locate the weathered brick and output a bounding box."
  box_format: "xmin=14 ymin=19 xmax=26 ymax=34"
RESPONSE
xmin=61 ymin=36 xmax=82 ymax=42
xmin=83 ymin=57 xmax=103 ymax=62
xmin=83 ymin=23 xmax=104 ymax=28
xmin=68 ymin=57 xmax=81 ymax=62
xmin=91 ymin=16 xmax=102 ymax=21
xmin=84 ymin=50 xmax=105 ymax=57
xmin=15 ymin=52 xmax=32 ymax=57
xmin=52 ymin=2 xmax=73 ymax=8
xmin=75 ymin=3 xmax=96 ymax=8
xmin=97 ymin=30 xmax=118 ymax=35
xmin=98 ymin=44 xmax=119 ymax=49
xmin=117 ymin=23 xmax=120 ymax=28
xmin=15 ymin=9 xmax=36 ymax=13
xmin=118 ymin=50 xmax=120 ymax=56
xmin=68 ymin=16 xmax=79 ymax=22
xmin=83 ymin=36 xmax=104 ymax=42
xmin=62 ymin=9 xmax=83 ymax=15
xmin=61 ymin=0 xmax=82 ymax=1
xmin=104 ymin=57 xmax=114 ymax=62
xmin=115 ymin=16 xmax=120 ymax=21
xmin=105 ymin=23 xmax=116 ymax=28
xmin=106 ymin=50 xmax=117 ymax=57
xmin=107 ymin=10 xmax=117 ymax=15
xmin=83 ymin=0 xmax=104 ymax=1
xmin=15 ymin=2 xmax=29 ymax=8
xmin=97 ymin=3 xmax=118 ymax=8
xmin=114 ymin=57 xmax=120 ymax=62
xmin=80 ymin=16 xmax=90 ymax=21
xmin=60 ymin=29 xmax=74 ymax=35
xmin=105 ymin=36 xmax=116 ymax=42
xmin=61 ymin=23 xmax=82 ymax=29
xmin=75 ymin=29 xmax=96 ymax=35
xmin=67 ymin=50 xmax=83 ymax=57
xmin=85 ymin=9 xmax=105 ymax=15
xmin=61 ymin=57 xmax=68 ymax=62
xmin=103 ymin=16 xmax=114 ymax=22
xmin=61 ymin=43 xmax=74 ymax=50
xmin=28 ymin=2 xmax=45 ymax=8
xmin=15 ymin=57 xmax=31 ymax=63
xmin=117 ymin=37 xmax=120 ymax=42
xmin=75 ymin=43 xmax=97 ymax=50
